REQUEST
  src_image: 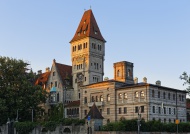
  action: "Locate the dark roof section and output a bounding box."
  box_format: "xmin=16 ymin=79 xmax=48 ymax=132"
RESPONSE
xmin=35 ymin=72 xmax=51 ymax=85
xmin=85 ymin=103 xmax=104 ymax=119
xmin=70 ymin=9 xmax=106 ymax=43
xmin=118 ymin=83 xmax=187 ymax=93
xmin=55 ymin=62 xmax=72 ymax=85
xmin=66 ymin=100 xmax=80 ymax=107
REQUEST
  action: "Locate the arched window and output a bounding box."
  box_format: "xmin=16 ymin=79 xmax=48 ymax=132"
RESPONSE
xmin=135 ymin=91 xmax=138 ymax=98
xmin=75 ymin=46 xmax=76 ymax=51
xmin=83 ymin=43 xmax=85 ymax=48
xmin=124 ymin=93 xmax=127 ymax=99
xmin=107 ymin=94 xmax=110 ymax=102
xmin=127 ymin=69 xmax=131 ymax=77
xmin=118 ymin=93 xmax=122 ymax=99
xmin=96 ymin=96 xmax=98 ymax=102
xmin=100 ymin=95 xmax=103 ymax=101
xmin=140 ymin=91 xmax=144 ymax=97
xmin=117 ymin=70 xmax=120 ymax=77
xmin=92 ymin=96 xmax=94 ymax=102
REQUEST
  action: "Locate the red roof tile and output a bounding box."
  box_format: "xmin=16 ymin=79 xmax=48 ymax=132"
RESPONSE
xmin=35 ymin=72 xmax=50 ymax=85
xmin=70 ymin=9 xmax=106 ymax=43
xmin=55 ymin=62 xmax=72 ymax=85
xmin=66 ymin=100 xmax=80 ymax=107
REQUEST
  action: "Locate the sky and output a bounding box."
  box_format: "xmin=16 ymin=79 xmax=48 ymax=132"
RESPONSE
xmin=0 ymin=1 xmax=190 ymax=92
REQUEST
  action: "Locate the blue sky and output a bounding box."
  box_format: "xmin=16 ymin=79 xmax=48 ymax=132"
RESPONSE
xmin=0 ymin=1 xmax=190 ymax=91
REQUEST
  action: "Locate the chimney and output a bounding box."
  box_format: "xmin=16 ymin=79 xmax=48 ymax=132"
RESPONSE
xmin=38 ymin=70 xmax=42 ymax=75
xmin=104 ymin=77 xmax=109 ymax=81
xmin=46 ymin=67 xmax=50 ymax=72
xmin=143 ymin=77 xmax=147 ymax=83
xmin=156 ymin=80 xmax=161 ymax=86
xmin=134 ymin=77 xmax=138 ymax=84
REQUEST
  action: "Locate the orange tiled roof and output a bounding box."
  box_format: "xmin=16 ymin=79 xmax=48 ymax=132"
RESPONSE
xmin=55 ymin=63 xmax=72 ymax=84
xmin=35 ymin=72 xmax=50 ymax=85
xmin=66 ymin=100 xmax=80 ymax=107
xmin=70 ymin=9 xmax=106 ymax=43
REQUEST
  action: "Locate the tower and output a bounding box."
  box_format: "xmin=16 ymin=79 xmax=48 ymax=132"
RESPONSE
xmin=113 ymin=61 xmax=134 ymax=84
xmin=70 ymin=9 xmax=106 ymax=100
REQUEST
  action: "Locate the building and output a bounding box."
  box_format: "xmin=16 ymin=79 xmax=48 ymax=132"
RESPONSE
xmin=35 ymin=9 xmax=187 ymax=124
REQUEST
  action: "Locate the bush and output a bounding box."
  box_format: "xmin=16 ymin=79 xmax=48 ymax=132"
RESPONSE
xmin=44 ymin=121 xmax=57 ymax=131
xmin=14 ymin=122 xmax=37 ymax=134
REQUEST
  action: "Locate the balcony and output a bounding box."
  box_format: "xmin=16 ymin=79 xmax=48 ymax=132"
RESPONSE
xmin=88 ymin=101 xmax=104 ymax=107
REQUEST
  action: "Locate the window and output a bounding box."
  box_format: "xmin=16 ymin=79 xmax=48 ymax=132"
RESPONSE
xmin=107 ymin=108 xmax=110 ymax=115
xmin=53 ymin=71 xmax=56 ymax=76
xmin=152 ymin=90 xmax=155 ymax=97
xmin=84 ymin=97 xmax=87 ymax=104
xmin=92 ymin=96 xmax=95 ymax=102
xmin=117 ymin=70 xmax=120 ymax=77
xmin=182 ymin=95 xmax=184 ymax=102
xmin=173 ymin=94 xmax=175 ymax=100
xmin=85 ymin=77 xmax=86 ymax=81
xmin=118 ymin=93 xmax=122 ymax=99
xmin=141 ymin=106 xmax=144 ymax=113
xmin=152 ymin=106 xmax=155 ymax=113
xmin=79 ymin=93 xmax=80 ymax=99
xmin=140 ymin=91 xmax=144 ymax=97
xmin=100 ymin=95 xmax=103 ymax=101
xmin=135 ymin=106 xmax=138 ymax=113
xmin=107 ymin=94 xmax=110 ymax=101
xmin=179 ymin=95 xmax=181 ymax=101
xmin=164 ymin=118 xmax=166 ymax=123
xmin=57 ymin=93 xmax=59 ymax=102
xmin=127 ymin=69 xmax=131 ymax=77
xmin=163 ymin=92 xmax=166 ymax=99
xmin=55 ymin=81 xmax=57 ymax=87
xmin=169 ymin=108 xmax=171 ymax=114
xmin=107 ymin=119 xmax=110 ymax=124
xmin=168 ymin=93 xmax=170 ymax=100
xmin=169 ymin=119 xmax=171 ymax=123
xmin=124 ymin=107 xmax=127 ymax=114
xmin=100 ymin=45 xmax=102 ymax=51
xmin=158 ymin=107 xmax=161 ymax=114
xmin=75 ymin=79 xmax=77 ymax=83
xmin=135 ymin=92 xmax=139 ymax=98
xmin=124 ymin=93 xmax=127 ymax=99
xmin=158 ymin=91 xmax=160 ymax=98
xmin=119 ymin=108 xmax=122 ymax=114
xmin=164 ymin=107 xmax=166 ymax=114
xmin=84 ymin=110 xmax=87 ymax=115
xmin=96 ymin=96 xmax=98 ymax=102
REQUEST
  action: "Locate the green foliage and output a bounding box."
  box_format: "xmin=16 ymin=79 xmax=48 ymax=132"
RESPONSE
xmin=49 ymin=103 xmax=63 ymax=121
xmin=14 ymin=122 xmax=37 ymax=134
xmin=0 ymin=56 xmax=48 ymax=124
xmin=44 ymin=121 xmax=57 ymax=132
xmin=101 ymin=119 xmax=190 ymax=132
xmin=180 ymin=71 xmax=190 ymax=95
xmin=59 ymin=118 xmax=85 ymax=126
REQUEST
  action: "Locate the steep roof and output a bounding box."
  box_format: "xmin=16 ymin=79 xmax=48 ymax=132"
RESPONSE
xmin=70 ymin=9 xmax=106 ymax=43
xmin=55 ymin=62 xmax=72 ymax=85
xmin=66 ymin=100 xmax=80 ymax=107
xmin=85 ymin=103 xmax=104 ymax=119
xmin=35 ymin=72 xmax=50 ymax=85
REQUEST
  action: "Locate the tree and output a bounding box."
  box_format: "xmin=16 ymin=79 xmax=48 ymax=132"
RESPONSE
xmin=0 ymin=56 xmax=48 ymax=125
xmin=180 ymin=72 xmax=190 ymax=95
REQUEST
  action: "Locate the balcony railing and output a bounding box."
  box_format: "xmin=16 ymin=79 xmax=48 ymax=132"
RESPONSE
xmin=88 ymin=101 xmax=104 ymax=107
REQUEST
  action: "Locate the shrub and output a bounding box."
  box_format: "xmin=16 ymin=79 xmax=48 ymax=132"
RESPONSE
xmin=14 ymin=122 xmax=37 ymax=134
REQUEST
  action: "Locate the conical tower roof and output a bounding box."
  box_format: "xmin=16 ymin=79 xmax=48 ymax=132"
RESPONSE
xmin=85 ymin=103 xmax=104 ymax=119
xmin=70 ymin=9 xmax=106 ymax=43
